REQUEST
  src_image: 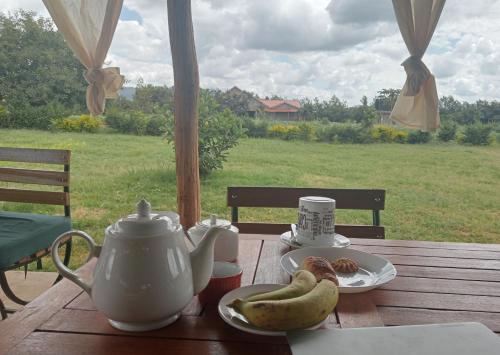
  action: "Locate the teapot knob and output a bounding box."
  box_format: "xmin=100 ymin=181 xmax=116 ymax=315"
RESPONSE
xmin=137 ymin=199 xmax=152 ymax=219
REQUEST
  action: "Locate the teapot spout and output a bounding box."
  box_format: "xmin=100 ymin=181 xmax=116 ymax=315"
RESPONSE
xmin=189 ymin=226 xmax=223 ymax=295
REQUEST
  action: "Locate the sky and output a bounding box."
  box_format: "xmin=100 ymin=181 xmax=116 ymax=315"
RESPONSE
xmin=1 ymin=0 xmax=500 ymax=105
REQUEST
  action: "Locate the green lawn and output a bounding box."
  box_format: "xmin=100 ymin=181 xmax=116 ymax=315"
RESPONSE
xmin=1 ymin=129 xmax=499 ymax=269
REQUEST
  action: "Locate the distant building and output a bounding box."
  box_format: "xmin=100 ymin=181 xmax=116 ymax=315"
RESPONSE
xmin=224 ymin=86 xmax=301 ymax=120
xmin=255 ymin=99 xmax=301 ymax=121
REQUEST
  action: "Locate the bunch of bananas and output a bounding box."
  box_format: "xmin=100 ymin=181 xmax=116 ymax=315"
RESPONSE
xmin=228 ymin=270 xmax=339 ymax=331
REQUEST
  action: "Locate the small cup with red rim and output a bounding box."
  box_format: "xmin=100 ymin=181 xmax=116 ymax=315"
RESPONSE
xmin=198 ymin=262 xmax=242 ymax=304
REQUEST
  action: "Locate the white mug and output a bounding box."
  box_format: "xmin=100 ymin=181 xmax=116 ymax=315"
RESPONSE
xmin=296 ymin=196 xmax=335 ymax=246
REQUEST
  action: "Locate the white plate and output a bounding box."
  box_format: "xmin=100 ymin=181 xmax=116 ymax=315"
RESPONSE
xmin=218 ymin=284 xmax=327 ymax=336
xmin=280 ymin=247 xmax=397 ymax=293
xmin=280 ymin=231 xmax=351 ymax=248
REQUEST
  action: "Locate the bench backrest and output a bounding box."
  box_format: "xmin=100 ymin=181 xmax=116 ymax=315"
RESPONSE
xmin=227 ymin=186 xmax=385 ymax=239
xmin=0 ymin=147 xmax=71 ymax=217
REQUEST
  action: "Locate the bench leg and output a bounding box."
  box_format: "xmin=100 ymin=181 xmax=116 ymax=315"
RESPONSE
xmin=0 ymin=271 xmax=28 ymax=306
xmin=54 ymin=239 xmax=72 ymax=285
xmin=0 ymin=298 xmax=7 ymax=320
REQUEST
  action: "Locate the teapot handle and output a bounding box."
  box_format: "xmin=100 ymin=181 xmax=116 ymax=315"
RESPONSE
xmin=51 ymin=230 xmax=100 ymax=295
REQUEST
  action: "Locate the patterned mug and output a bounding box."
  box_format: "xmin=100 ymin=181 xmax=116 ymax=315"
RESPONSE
xmin=296 ymin=196 xmax=336 ymax=246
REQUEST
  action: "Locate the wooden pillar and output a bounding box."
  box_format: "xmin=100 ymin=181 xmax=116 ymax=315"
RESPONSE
xmin=167 ymin=0 xmax=201 ymax=228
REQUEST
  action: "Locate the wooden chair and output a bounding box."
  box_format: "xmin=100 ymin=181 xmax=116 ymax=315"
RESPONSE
xmin=227 ymin=187 xmax=385 ymax=239
xmin=0 ymin=147 xmax=72 ymax=319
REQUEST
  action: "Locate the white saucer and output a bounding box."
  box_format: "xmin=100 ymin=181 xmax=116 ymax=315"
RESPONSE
xmin=280 ymin=247 xmax=397 ymax=293
xmin=280 ymin=231 xmax=350 ymax=248
xmin=218 ymin=284 xmax=328 ymax=336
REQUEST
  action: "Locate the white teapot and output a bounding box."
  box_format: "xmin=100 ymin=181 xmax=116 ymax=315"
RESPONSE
xmin=51 ymin=200 xmax=224 ymax=332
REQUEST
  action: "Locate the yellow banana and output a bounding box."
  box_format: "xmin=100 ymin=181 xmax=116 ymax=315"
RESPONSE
xmin=244 ymin=270 xmax=317 ymax=302
xmin=230 ymin=279 xmax=339 ymax=331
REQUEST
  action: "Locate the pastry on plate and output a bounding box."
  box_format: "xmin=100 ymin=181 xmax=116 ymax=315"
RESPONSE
xmin=331 ymin=257 xmax=359 ymax=273
xmin=301 ymin=256 xmax=339 ymax=286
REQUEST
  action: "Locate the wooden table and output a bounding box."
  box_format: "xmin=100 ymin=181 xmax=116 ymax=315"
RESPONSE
xmin=1 ymin=235 xmax=500 ymax=354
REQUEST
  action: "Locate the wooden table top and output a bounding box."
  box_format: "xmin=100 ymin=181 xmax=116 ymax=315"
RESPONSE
xmin=1 ymin=235 xmax=500 ymax=355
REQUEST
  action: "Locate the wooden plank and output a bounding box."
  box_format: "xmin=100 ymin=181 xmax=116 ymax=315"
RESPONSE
xmin=167 ymin=0 xmax=200 ymax=229
xmin=0 ymin=188 xmax=69 ymax=205
xmin=378 ymin=253 xmax=500 ymax=270
xmin=253 ymin=240 xmax=290 ymax=285
xmin=351 ymin=238 xmax=500 ymax=252
xmin=351 ymin=244 xmax=500 ymax=260
xmin=0 ymin=167 xmax=68 ymax=186
xmin=0 ymin=261 xmax=94 ymax=355
xmin=227 ymin=187 xmax=385 ymax=210
xmin=380 ymin=276 xmax=500 ymax=296
xmin=0 ymin=147 xmax=70 ymax=164
xmin=236 ymin=223 xmax=384 ymax=239
xmin=336 ymin=294 xmax=384 ymax=328
xmin=8 ymin=332 xmax=292 ymax=355
xmin=237 ymin=239 xmax=263 ymax=286
xmin=370 ymin=290 xmax=500 ymax=312
xmin=379 ymin=306 xmax=500 ymax=332
xmin=395 ymin=265 xmax=500 ymax=282
xmin=40 ymin=307 xmax=287 ymax=345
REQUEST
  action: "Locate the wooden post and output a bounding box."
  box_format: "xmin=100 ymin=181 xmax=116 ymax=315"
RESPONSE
xmin=167 ymin=0 xmax=201 ymax=228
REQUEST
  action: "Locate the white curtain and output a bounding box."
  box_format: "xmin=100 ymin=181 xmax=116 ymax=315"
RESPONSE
xmin=390 ymin=0 xmax=446 ymax=131
xmin=43 ymin=0 xmax=125 ymax=116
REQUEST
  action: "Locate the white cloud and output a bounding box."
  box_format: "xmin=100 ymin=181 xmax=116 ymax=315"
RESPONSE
xmin=2 ymin=0 xmax=500 ymax=104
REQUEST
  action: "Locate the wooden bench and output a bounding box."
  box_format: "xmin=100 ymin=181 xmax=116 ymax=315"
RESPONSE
xmin=227 ymin=186 xmax=385 ymax=239
xmin=0 ymin=147 xmax=72 ymax=319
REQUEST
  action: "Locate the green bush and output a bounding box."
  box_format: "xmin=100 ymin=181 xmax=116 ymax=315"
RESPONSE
xmin=51 ymin=114 xmax=103 ymax=133
xmin=371 ymin=125 xmax=407 ymax=143
xmin=165 ymin=94 xmax=245 ymax=176
xmin=243 ymin=118 xmax=268 ymax=138
xmin=437 ymin=122 xmax=457 ymax=142
xmin=335 ymin=124 xmax=371 ymax=144
xmin=0 ymin=102 xmax=74 ymax=130
xmin=315 ymin=125 xmax=337 ymax=142
xmin=269 ymin=124 xmax=291 ymax=140
xmin=407 ymin=130 xmax=431 ymax=144
xmin=297 ymin=123 xmax=314 ymax=141
xmin=460 ymin=124 xmax=493 ymax=146
xmin=0 ymin=105 xmax=8 ymax=126
xmin=105 ymin=109 xmax=167 ymax=136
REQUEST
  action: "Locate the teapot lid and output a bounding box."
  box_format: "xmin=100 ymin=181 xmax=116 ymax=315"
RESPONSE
xmin=108 ymin=199 xmax=180 ymax=238
xmin=198 ymin=214 xmax=231 ymax=230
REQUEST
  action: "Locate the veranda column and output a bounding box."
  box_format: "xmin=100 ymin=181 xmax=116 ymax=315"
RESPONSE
xmin=167 ymin=0 xmax=201 ymax=228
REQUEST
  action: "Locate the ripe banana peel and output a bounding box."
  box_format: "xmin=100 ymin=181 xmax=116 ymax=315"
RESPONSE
xmin=230 ymin=279 xmax=339 ymax=331
xmin=244 ymin=270 xmax=317 ymax=302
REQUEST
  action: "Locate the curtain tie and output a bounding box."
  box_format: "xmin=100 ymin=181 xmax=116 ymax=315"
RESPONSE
xmin=401 ymin=56 xmax=431 ymax=96
xmin=84 ymin=67 xmax=124 ymax=100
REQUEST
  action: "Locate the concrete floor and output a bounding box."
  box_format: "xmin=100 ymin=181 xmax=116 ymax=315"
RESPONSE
xmin=1 ymin=270 xmax=57 ymax=311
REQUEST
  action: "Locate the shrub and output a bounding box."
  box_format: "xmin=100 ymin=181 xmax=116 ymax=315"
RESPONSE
xmin=437 ymin=122 xmax=457 ymax=142
xmin=460 ymin=124 xmax=493 ymax=146
xmin=0 ymin=105 xmax=8 ymax=126
xmin=243 ymin=118 xmax=268 ymax=138
xmin=268 ymin=124 xmax=290 ymax=139
xmin=165 ymin=105 xmax=244 ymax=176
xmin=407 ymin=130 xmax=431 ymax=144
xmin=371 ymin=125 xmax=395 ymax=143
xmin=297 ymin=123 xmax=314 ymax=141
xmin=105 ymin=109 xmax=167 ymax=136
xmin=51 ymin=114 xmax=103 ymax=133
xmin=371 ymin=125 xmax=414 ymax=143
xmin=336 ymin=124 xmax=370 ymax=144
xmin=0 ymin=101 xmax=74 ymax=130
xmin=315 ymin=125 xmax=336 ymax=142
xmin=145 ymin=114 xmax=167 ymax=136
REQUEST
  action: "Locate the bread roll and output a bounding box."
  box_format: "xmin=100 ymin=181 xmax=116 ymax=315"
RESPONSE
xmin=301 ymin=256 xmax=339 ymax=286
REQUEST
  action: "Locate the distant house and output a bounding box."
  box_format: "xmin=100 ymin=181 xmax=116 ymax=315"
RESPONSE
xmin=255 ymin=99 xmax=301 ymax=121
xmin=227 ymin=86 xmax=301 ymax=120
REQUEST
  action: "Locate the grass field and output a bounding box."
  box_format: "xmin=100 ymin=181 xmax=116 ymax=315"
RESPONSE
xmin=1 ymin=129 xmax=499 ymax=269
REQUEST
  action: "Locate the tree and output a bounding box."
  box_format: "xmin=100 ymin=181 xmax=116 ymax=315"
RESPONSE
xmin=133 ymin=78 xmax=173 ymax=113
xmin=374 ymin=89 xmax=400 ymax=111
xmin=0 ymin=11 xmax=86 ymax=128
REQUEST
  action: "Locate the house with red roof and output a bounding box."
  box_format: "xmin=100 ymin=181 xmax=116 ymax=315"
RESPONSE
xmin=254 ymin=99 xmax=301 ymax=121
